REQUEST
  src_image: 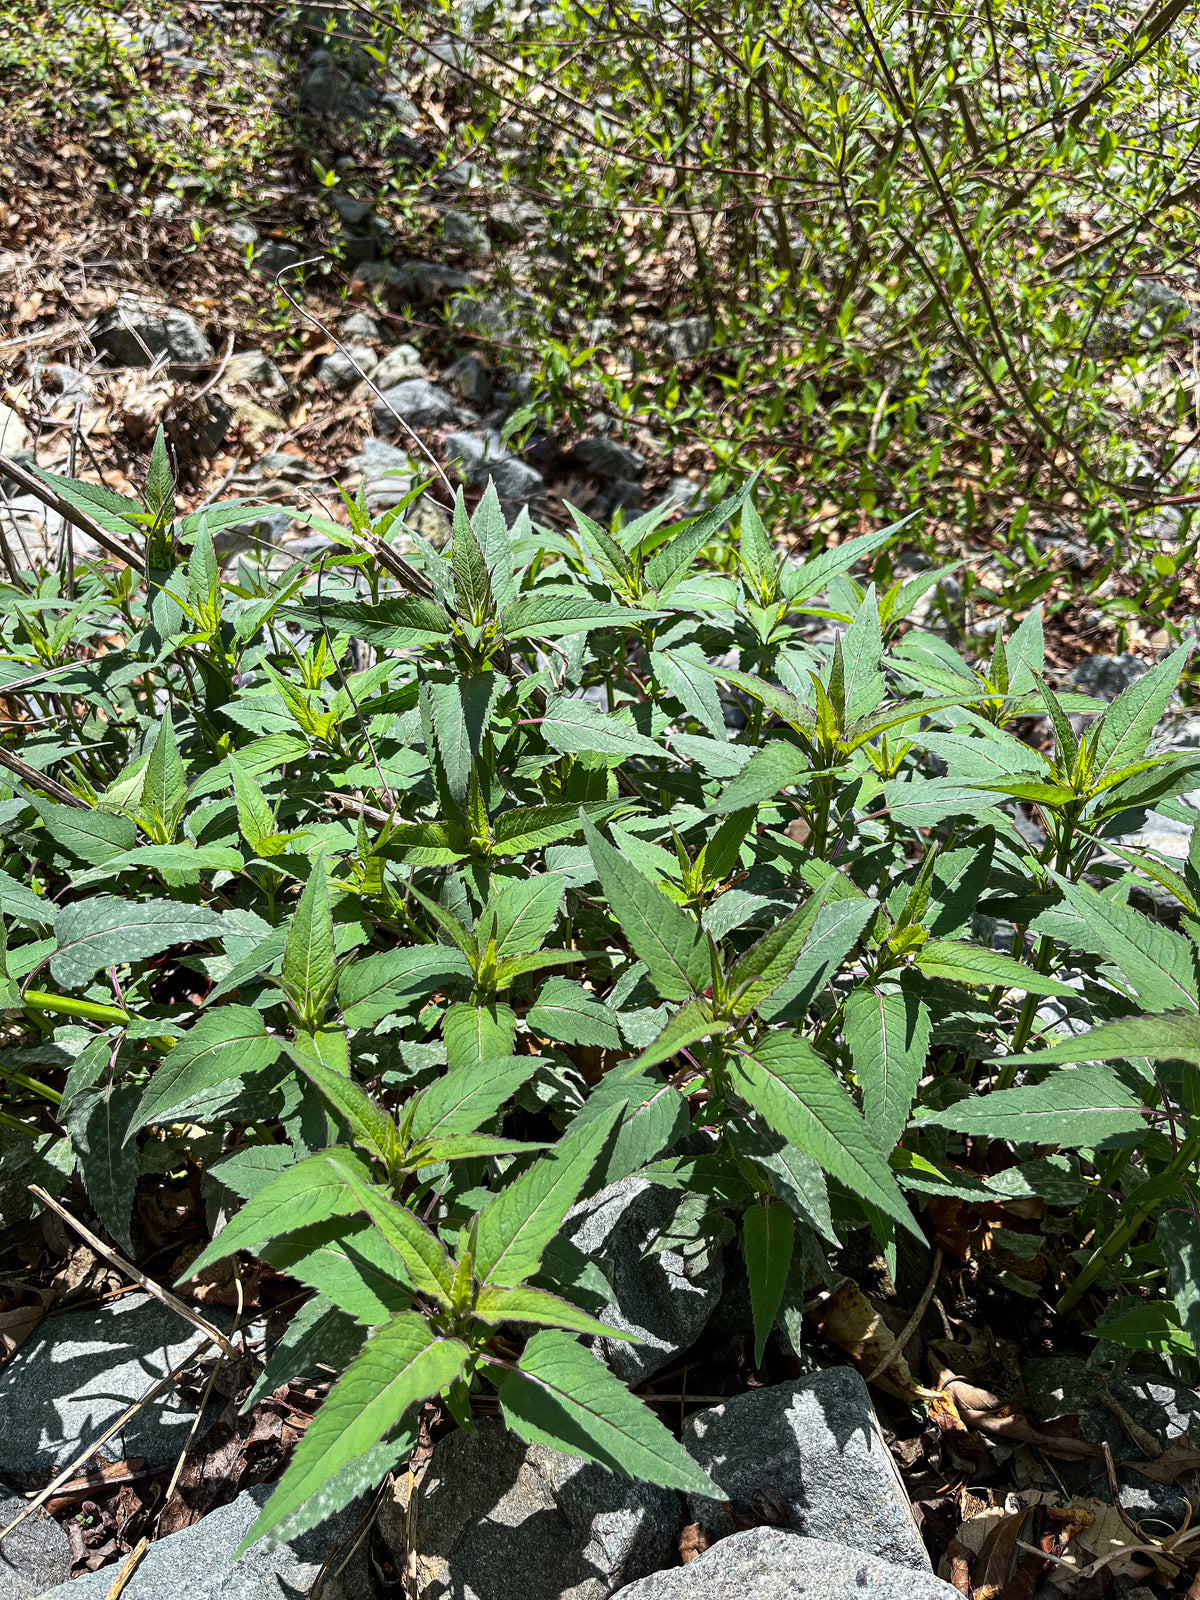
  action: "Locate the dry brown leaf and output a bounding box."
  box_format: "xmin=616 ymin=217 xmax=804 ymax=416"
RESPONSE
xmin=0 ymin=1289 xmax=51 ymax=1357
xmin=935 ymin=1372 xmax=1106 ymax=1462
xmin=807 ymin=1278 xmax=931 ymax=1404
xmin=678 ymin=1524 xmax=711 ymax=1564
xmin=1123 ymin=1435 xmax=1200 ymax=1484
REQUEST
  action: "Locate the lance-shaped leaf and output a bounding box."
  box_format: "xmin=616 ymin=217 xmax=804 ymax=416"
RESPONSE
xmin=502 ymin=594 xmax=658 ymax=640
xmin=583 ymin=815 xmax=708 ymax=1001
xmin=281 ymin=854 xmax=338 ymax=1017
xmin=565 ymin=501 xmax=638 ymax=593
xmin=132 ymin=1006 xmax=282 ymax=1137
xmin=782 ymin=518 xmax=908 ymax=604
xmin=492 ymin=800 xmax=633 ymax=857
xmin=489 ymin=873 xmax=567 ymax=955
xmin=143 ymin=714 xmax=186 ymax=826
xmin=727 ymin=1033 xmax=921 ymax=1238
xmin=687 ymin=659 xmax=812 ymax=733
xmin=542 ymin=696 xmax=679 ymax=765
xmin=1033 ymin=873 xmax=1199 ymax=1013
xmin=1091 ymin=640 xmax=1191 ymax=781
xmin=727 ymin=896 xmax=827 ymax=1015
xmin=844 ymin=990 xmax=930 ymax=1158
xmin=425 ymin=672 xmax=501 ymax=807
xmin=487 ymin=1329 xmax=720 ymax=1494
xmin=33 ymin=800 xmax=136 ymax=867
xmin=915 ymin=1065 xmax=1145 ymax=1146
xmin=473 ymin=1285 xmax=639 ymax=1341
xmin=1160 ymin=1210 xmax=1200 ymax=1362
xmin=409 ymin=1055 xmax=540 ymax=1141
xmin=452 ymin=490 xmax=492 ymax=621
xmin=408 ymin=1133 xmax=548 ymax=1168
xmin=443 ymin=1001 xmax=516 ymax=1068
xmin=71 ymin=842 xmax=245 ymax=889
xmin=327 ymin=1157 xmax=455 ymax=1304
xmin=528 ymin=977 xmax=623 ymax=1050
xmin=239 ymin=1315 xmax=468 ymax=1552
xmin=67 ymin=1084 xmax=140 ymax=1255
xmin=743 ymin=1201 xmax=794 ymax=1366
xmin=837 ymin=584 xmax=885 ymax=723
xmin=405 ymin=885 xmax=479 ymax=964
xmin=914 ymin=940 xmax=1075 ymax=996
xmin=52 ymin=898 xmax=225 ymax=987
xmin=181 ymin=1150 xmax=374 ymax=1280
xmin=338 ymin=944 xmax=473 ymax=1029
xmin=285 ymin=1046 xmax=398 ymax=1164
xmin=989 ymin=1010 xmax=1200 ymax=1069
xmin=654 ymin=647 xmax=727 ymax=739
xmin=710 ymin=740 xmax=810 ymax=813
xmin=279 ymin=598 xmax=451 ymax=648
xmin=474 ymin=1101 xmax=623 ymax=1287
xmin=644 ymin=478 xmax=755 ymax=599
xmin=758 ymin=897 xmax=875 ymax=1023
xmin=635 ymin=997 xmax=726 ymax=1069
xmin=262 ymin=1220 xmax=415 ymax=1324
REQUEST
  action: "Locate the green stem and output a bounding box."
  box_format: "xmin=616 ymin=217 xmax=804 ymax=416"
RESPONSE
xmin=23 ymin=991 xmax=129 ymax=1026
xmin=0 ymin=1069 xmax=62 ymax=1105
xmin=1058 ymin=1127 xmax=1200 ymax=1314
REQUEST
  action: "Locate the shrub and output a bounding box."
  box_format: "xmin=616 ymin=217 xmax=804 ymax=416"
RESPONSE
xmin=4 ymin=438 xmax=1200 ymax=1546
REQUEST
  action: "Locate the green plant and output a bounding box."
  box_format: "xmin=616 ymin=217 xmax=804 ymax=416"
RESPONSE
xmin=4 ymin=442 xmax=1200 ymax=1548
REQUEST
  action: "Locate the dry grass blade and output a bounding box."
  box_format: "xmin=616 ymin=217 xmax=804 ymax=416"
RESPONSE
xmin=0 ymin=453 xmax=142 ymax=568
xmin=28 ymin=1186 xmax=238 ymax=1359
xmin=0 ymin=748 xmax=89 ymax=808
xmin=103 ymin=1535 xmax=149 ymax=1600
xmin=0 ymin=1336 xmax=214 ymax=1549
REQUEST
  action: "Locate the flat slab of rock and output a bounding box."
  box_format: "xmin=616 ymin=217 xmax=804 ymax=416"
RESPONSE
xmin=377 ymin=1418 xmax=680 ymax=1600
xmin=31 ymin=1483 xmax=367 ymax=1600
xmin=612 ymin=1529 xmax=962 ymax=1599
xmin=92 ymin=294 xmax=213 ymax=372
xmin=0 ymin=1293 xmax=224 ymax=1474
xmin=563 ymin=1176 xmax=723 ymax=1386
xmin=0 ymin=1492 xmax=70 ymax=1600
xmin=681 ymin=1368 xmax=928 ymax=1569
xmin=373 ymin=378 xmax=457 ymax=433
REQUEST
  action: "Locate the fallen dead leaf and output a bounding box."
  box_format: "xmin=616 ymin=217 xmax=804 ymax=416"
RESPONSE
xmin=808 ymin=1278 xmax=933 ymax=1405
xmin=0 ymin=1288 xmax=52 ymax=1358
xmin=678 ymin=1523 xmax=711 ymax=1564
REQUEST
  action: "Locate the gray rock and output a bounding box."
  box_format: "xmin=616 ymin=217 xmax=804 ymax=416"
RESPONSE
xmin=575 ymin=437 xmax=645 ymax=482
xmin=249 ymin=452 xmax=321 ymax=484
xmin=611 ymin=1529 xmax=959 ymax=1600
xmin=327 ymin=190 xmax=372 ymax=226
xmin=92 ymin=294 xmax=213 ymax=373
xmin=662 ymin=316 xmax=713 ymax=361
xmin=223 ymin=218 xmax=258 ymax=249
xmin=660 ymin=476 xmax=703 ymax=514
xmin=0 ymin=1492 xmax=69 ymax=1599
xmin=0 ymin=1293 xmax=225 ymax=1474
xmin=445 ymin=429 xmax=506 ymax=477
xmin=1128 ymin=278 xmax=1200 ymax=336
xmin=443 ymin=354 xmax=491 ymax=406
xmin=1063 ymin=654 xmax=1149 ymax=701
xmin=150 ymin=194 xmax=183 ymax=218
xmin=386 ymin=261 xmax=475 ymax=303
xmin=341 ymin=310 xmax=381 ymax=341
xmin=377 ymin=1418 xmax=679 ymax=1600
xmin=252 ymin=239 xmax=301 ymax=275
xmin=371 ymin=343 xmax=425 ymax=388
xmin=300 ymin=58 xmax=370 ymax=117
xmin=143 ymin=19 xmax=189 ymax=50
xmin=336 ymin=233 xmax=380 ymax=270
xmin=450 ymin=293 xmax=516 ymax=339
xmin=222 ymin=350 xmax=287 ymax=395
xmin=31 ymin=1481 xmax=368 ymax=1600
xmin=345 ymin=438 xmax=414 ymax=509
xmin=441 ymin=208 xmax=490 ymax=257
xmin=562 ymin=1176 xmax=723 ymax=1385
xmin=1023 ymin=1355 xmax=1200 ymax=1523
xmin=480 ymin=456 xmax=544 ymax=509
xmin=681 ymin=1369 xmax=928 ymax=1568
xmin=373 ymin=378 xmax=457 ymax=433
xmin=317 ymin=342 xmax=378 ymax=389
xmin=380 ymin=91 xmax=420 ymax=123
xmin=488 ymin=199 xmax=547 ymax=241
